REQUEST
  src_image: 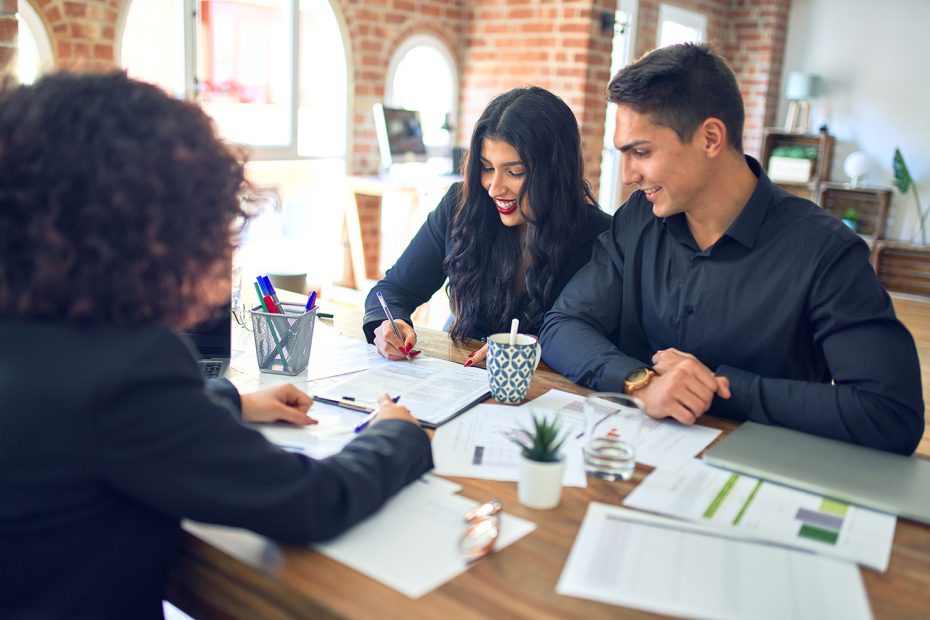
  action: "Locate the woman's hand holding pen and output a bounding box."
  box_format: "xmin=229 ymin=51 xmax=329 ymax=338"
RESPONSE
xmin=369 ymin=393 xmax=421 ymax=428
xmin=373 ymin=319 xmax=421 ymax=360
xmin=463 ymin=343 xmax=488 ymax=368
xmin=241 ymin=384 xmax=318 ymax=426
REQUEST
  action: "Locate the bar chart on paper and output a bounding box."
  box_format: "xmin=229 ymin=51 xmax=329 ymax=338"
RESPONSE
xmin=624 ymin=459 xmax=896 ymax=571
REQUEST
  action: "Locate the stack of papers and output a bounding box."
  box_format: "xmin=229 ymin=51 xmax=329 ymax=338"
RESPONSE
xmin=557 ymin=503 xmax=873 ymax=619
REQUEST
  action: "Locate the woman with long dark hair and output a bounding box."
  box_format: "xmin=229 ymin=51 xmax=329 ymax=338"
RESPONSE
xmin=364 ymin=86 xmax=611 ymax=363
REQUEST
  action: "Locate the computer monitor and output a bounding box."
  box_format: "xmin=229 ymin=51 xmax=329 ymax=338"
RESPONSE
xmin=373 ymin=103 xmax=428 ymax=169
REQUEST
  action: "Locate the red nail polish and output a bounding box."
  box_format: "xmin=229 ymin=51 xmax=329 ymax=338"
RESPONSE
xmin=410 ymin=350 xmax=421 ymax=357
xmin=467 ymin=351 xmax=475 ymax=358
xmin=404 ymin=343 xmax=413 ymax=353
xmin=464 ymin=359 xmax=473 ymax=367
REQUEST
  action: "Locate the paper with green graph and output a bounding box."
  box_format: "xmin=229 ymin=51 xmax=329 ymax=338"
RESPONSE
xmin=624 ymin=459 xmax=895 ymax=572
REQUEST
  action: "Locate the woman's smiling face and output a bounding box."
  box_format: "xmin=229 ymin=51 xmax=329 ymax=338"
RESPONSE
xmin=480 ymin=138 xmax=527 ymax=228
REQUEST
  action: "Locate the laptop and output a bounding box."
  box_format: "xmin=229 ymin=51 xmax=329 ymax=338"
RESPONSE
xmin=180 ymin=303 xmax=232 ymax=379
xmin=703 ymin=422 xmax=930 ymax=525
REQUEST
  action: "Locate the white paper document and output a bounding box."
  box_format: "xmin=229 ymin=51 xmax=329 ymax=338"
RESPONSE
xmin=557 ymin=503 xmax=872 ymax=620
xmin=431 ymin=403 xmax=588 ymax=487
xmin=624 ymin=459 xmax=896 ymax=571
xmin=519 ymin=390 xmax=721 ymax=470
xmin=247 ymin=400 xmax=361 ymax=459
xmin=315 ymin=475 xmax=536 ymax=598
xmin=313 ymin=355 xmax=490 ymax=427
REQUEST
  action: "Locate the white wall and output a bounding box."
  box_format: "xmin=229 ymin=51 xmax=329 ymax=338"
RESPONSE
xmin=780 ymin=0 xmax=930 ymax=242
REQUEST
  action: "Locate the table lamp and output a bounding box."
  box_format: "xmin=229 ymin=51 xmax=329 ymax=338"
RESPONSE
xmin=784 ymin=72 xmax=818 ymax=133
xmin=843 ymin=151 xmax=871 ymax=188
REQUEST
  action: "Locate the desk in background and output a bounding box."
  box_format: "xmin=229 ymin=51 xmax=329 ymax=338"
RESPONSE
xmin=341 ymin=174 xmax=459 ymax=291
xmin=167 ymin=316 xmax=930 ymax=619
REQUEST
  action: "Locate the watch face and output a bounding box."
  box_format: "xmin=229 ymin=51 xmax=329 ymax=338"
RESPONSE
xmin=629 ymin=368 xmax=647 ymax=382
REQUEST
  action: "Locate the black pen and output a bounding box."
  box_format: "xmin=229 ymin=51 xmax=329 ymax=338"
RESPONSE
xmin=313 ymin=394 xmax=400 ymax=414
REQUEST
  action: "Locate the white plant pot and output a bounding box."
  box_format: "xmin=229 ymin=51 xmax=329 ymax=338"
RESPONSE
xmin=517 ymin=456 xmax=565 ymax=510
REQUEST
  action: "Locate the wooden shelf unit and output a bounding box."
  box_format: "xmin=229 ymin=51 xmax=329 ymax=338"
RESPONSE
xmin=760 ymin=128 xmax=835 ymax=201
xmin=817 ymin=182 xmax=893 ymax=243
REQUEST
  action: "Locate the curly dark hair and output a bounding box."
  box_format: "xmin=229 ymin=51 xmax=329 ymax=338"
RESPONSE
xmin=444 ymin=86 xmax=596 ymax=341
xmin=0 ymin=72 xmax=249 ymax=329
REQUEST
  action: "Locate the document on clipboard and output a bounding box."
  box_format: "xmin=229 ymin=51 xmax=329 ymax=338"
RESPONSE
xmin=312 ymin=355 xmax=490 ymax=428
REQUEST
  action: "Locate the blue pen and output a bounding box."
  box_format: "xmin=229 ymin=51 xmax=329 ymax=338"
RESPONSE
xmin=262 ymin=276 xmax=284 ymax=311
xmin=354 ymin=396 xmax=401 ymax=433
xmin=305 ymin=290 xmax=317 ymax=312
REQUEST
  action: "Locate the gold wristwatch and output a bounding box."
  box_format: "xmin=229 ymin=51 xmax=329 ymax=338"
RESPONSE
xmin=624 ymin=367 xmax=656 ymax=395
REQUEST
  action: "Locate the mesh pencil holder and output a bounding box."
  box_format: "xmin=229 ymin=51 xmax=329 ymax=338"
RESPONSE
xmin=249 ymin=303 xmax=316 ymax=375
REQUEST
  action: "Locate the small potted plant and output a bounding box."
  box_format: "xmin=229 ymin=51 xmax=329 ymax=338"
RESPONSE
xmin=842 ymin=208 xmax=860 ymax=232
xmin=509 ymin=413 xmax=567 ymax=510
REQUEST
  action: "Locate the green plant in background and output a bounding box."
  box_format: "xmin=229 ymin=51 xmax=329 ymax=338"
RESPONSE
xmin=508 ymin=414 xmax=566 ymax=463
xmin=893 ymin=148 xmax=928 ymax=245
xmin=842 ymin=208 xmax=860 ymax=223
xmin=771 ymin=145 xmax=819 ymax=160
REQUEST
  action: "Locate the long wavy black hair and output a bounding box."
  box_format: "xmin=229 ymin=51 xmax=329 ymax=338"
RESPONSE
xmin=444 ymin=86 xmax=596 ymax=341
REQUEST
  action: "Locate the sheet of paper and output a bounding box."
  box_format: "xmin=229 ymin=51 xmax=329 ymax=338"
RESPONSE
xmin=313 ymin=356 xmax=490 ymax=426
xmin=557 ymin=503 xmax=872 ymax=620
xmin=521 ymin=390 xmax=721 ymax=470
xmin=624 ymin=459 xmax=896 ymax=572
xmin=315 ymin=476 xmax=536 ymax=598
xmin=431 ymin=404 xmax=587 ymax=487
xmin=246 ymin=400 xmax=361 ymax=459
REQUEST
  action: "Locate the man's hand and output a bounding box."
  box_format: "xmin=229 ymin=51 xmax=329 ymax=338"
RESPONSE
xmin=373 ymin=319 xmax=420 ymax=360
xmin=636 ymin=348 xmax=730 ymax=424
xmin=240 ymin=384 xmax=317 ymax=426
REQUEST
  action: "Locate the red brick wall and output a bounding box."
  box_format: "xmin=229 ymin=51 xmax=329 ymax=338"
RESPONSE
xmin=0 ymin=0 xmax=16 ymax=80
xmin=460 ymin=0 xmax=616 ymax=189
xmin=35 ymin=0 xmax=119 ymax=72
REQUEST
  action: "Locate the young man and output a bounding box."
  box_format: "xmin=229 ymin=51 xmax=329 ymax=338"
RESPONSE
xmin=540 ymin=43 xmax=924 ymax=454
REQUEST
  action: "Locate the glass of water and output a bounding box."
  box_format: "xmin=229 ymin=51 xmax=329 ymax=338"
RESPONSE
xmin=582 ymin=393 xmax=645 ymax=481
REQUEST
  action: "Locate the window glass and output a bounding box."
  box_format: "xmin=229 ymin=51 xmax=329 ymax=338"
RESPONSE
xmin=197 ymin=0 xmax=292 ymax=147
xmin=121 ymin=0 xmax=186 ymax=97
xmin=658 ymin=4 xmax=706 ymax=47
xmin=389 ymin=40 xmax=456 ymax=150
xmin=297 ymin=0 xmax=347 ymax=157
xmin=16 ymin=0 xmax=52 ymax=85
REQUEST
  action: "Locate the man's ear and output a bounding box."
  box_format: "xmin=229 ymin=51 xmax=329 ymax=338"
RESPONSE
xmin=699 ymin=118 xmax=728 ymax=158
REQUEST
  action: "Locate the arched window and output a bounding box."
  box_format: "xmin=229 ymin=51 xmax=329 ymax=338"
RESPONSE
xmin=16 ymin=0 xmax=53 ymax=85
xmin=387 ymin=35 xmax=457 ymax=155
xmin=119 ymin=0 xmax=347 ymax=160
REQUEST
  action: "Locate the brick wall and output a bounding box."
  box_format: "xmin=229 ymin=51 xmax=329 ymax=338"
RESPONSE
xmin=0 ymin=0 xmax=16 ymax=81
xmin=34 ymin=0 xmax=119 ymax=72
xmin=461 ymin=0 xmax=616 ymax=189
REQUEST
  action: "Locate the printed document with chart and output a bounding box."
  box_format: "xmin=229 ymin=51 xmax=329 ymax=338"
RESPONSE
xmin=313 ymin=355 xmax=490 ymax=427
xmin=624 ymin=459 xmax=896 ymax=571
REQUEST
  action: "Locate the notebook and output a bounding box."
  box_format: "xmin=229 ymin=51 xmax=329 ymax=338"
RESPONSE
xmin=703 ymin=421 xmax=930 ymax=525
xmin=181 ymin=303 xmax=231 ymax=380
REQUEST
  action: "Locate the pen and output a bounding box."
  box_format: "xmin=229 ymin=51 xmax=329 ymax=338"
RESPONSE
xmin=312 ymin=395 xmax=375 ymax=413
xmin=305 ymin=290 xmax=317 ymax=312
xmin=375 ymin=290 xmax=411 ymax=360
xmin=354 ymin=396 xmax=402 ymax=433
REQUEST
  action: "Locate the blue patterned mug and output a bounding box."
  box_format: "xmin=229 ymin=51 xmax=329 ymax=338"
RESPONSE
xmin=487 ymin=333 xmax=542 ymax=404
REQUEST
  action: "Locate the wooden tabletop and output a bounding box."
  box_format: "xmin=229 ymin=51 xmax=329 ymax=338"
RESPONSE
xmin=166 ymin=320 xmax=930 ymax=619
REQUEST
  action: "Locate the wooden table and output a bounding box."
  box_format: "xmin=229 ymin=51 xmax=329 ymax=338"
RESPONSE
xmin=166 ymin=324 xmax=930 ymax=619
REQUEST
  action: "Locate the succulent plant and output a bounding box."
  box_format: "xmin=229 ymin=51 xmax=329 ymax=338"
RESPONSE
xmin=508 ymin=414 xmax=566 ymax=463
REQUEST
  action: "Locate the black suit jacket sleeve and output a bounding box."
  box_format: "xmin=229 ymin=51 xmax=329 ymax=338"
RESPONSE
xmin=363 ymin=184 xmax=461 ymax=342
xmin=99 ymin=333 xmax=433 ymax=543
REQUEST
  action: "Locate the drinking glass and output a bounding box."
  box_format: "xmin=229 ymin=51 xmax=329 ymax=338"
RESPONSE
xmin=582 ymin=393 xmax=645 ymax=481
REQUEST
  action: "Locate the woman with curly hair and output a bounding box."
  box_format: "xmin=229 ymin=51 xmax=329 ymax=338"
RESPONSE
xmin=363 ymin=86 xmax=611 ymax=363
xmin=0 ymin=72 xmax=432 ymax=619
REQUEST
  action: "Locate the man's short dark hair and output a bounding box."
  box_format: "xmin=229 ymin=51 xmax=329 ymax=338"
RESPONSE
xmin=607 ymin=42 xmax=745 ymax=152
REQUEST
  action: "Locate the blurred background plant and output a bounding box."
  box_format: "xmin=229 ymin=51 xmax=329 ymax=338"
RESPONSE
xmin=893 ymin=148 xmax=928 ymax=245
